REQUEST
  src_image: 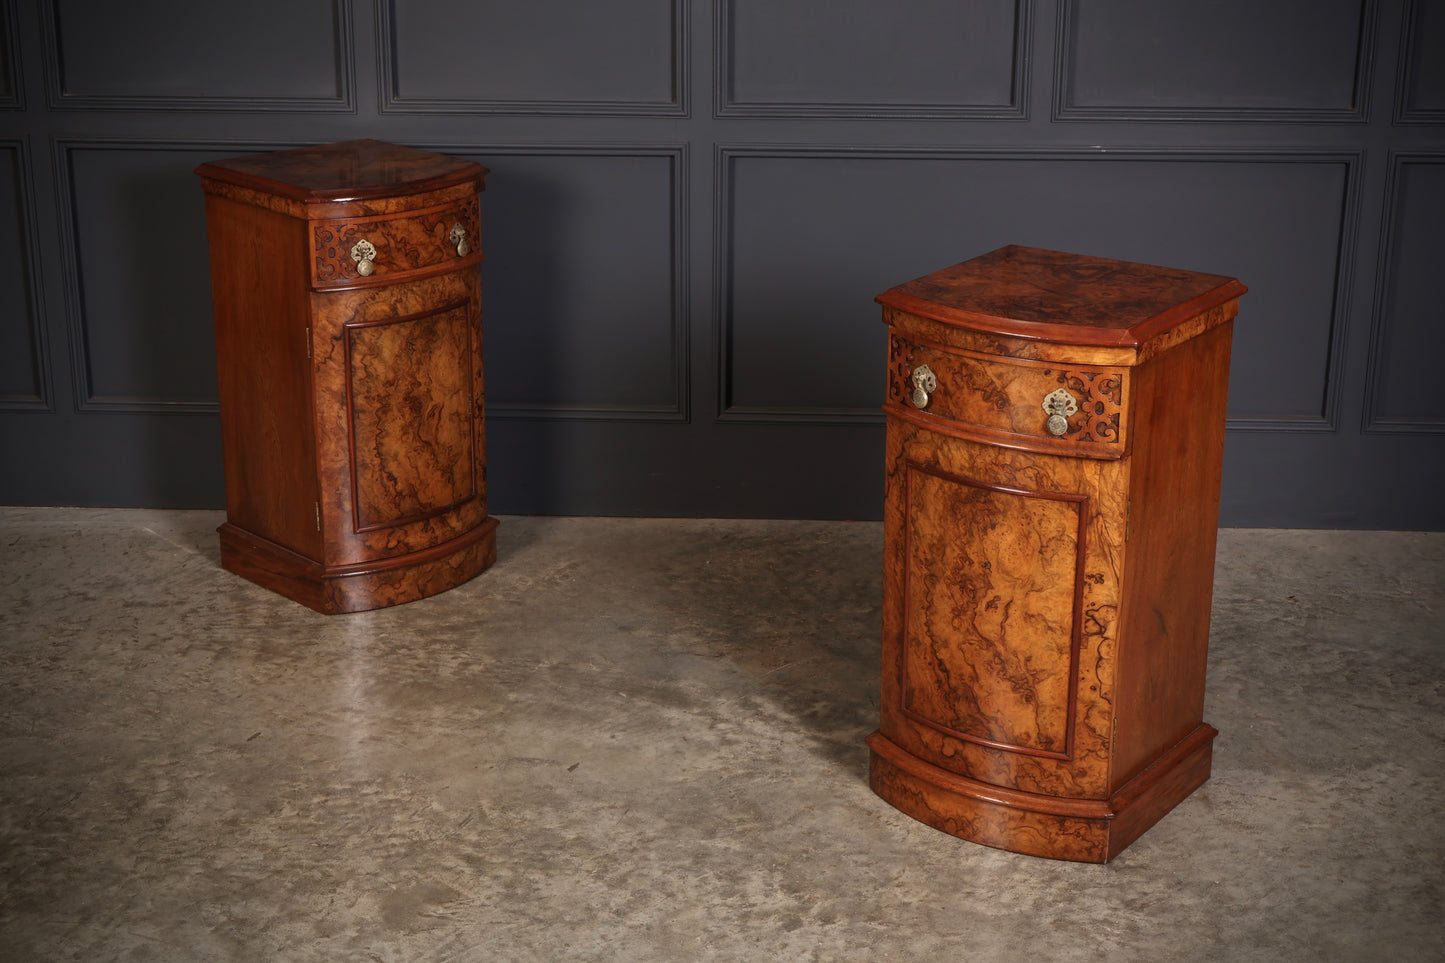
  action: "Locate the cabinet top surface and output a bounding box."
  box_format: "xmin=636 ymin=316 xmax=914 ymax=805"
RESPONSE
xmin=877 ymin=245 xmax=1246 ymax=348
xmin=195 ymin=139 xmax=485 ymax=202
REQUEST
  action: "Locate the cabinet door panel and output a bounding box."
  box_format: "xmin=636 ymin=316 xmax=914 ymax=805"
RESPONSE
xmin=881 ymin=419 xmax=1125 ymax=797
xmin=347 ymin=301 xmax=476 ymax=531
xmin=311 ymin=269 xmax=487 ymax=565
xmin=902 ymin=462 xmax=1084 ymax=758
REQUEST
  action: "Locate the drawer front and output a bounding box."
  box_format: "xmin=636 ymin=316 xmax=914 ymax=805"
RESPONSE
xmin=312 ymin=195 xmax=480 ymax=289
xmin=888 ymin=334 xmax=1128 ymax=457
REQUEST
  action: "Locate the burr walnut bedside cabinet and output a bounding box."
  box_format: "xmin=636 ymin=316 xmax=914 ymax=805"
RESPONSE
xmin=197 ymin=139 xmax=497 ymax=614
xmin=866 ymin=245 xmax=1246 ymax=862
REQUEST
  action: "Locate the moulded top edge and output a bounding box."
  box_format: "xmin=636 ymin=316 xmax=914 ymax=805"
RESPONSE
xmin=194 ymin=138 xmax=486 ymax=203
xmin=875 ymin=245 xmax=1247 ymax=349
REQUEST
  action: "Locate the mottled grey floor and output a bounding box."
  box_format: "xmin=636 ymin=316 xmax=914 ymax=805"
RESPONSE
xmin=0 ymin=509 xmax=1441 ymax=962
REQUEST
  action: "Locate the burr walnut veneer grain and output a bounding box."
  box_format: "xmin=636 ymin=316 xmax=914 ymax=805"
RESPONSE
xmin=197 ymin=140 xmax=496 ymax=614
xmin=868 ymin=245 xmax=1246 ymax=862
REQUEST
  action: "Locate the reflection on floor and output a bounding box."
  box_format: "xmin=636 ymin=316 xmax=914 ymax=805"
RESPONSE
xmin=1 ymin=509 xmax=1441 ymax=961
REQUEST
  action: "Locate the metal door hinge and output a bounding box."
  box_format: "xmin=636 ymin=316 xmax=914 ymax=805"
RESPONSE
xmin=305 ymin=326 xmax=312 ymax=359
xmin=315 ymin=502 xmax=321 ymax=532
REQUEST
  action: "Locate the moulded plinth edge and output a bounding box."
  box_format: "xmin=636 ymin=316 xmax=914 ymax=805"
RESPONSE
xmin=865 ymin=725 xmax=1215 ymax=862
xmin=217 ymin=517 xmax=499 ymax=614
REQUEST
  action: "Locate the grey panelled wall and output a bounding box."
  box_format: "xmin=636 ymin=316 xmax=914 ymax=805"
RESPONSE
xmin=0 ymin=0 xmax=1442 ymax=529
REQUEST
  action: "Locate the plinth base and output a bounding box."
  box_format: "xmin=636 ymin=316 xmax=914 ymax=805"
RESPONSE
xmin=866 ymin=724 xmax=1216 ymax=863
xmin=218 ymin=518 xmax=499 ymax=614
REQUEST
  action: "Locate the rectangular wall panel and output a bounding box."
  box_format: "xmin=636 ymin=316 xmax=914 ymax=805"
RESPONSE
xmin=0 ymin=2 xmax=19 ymax=108
xmin=1365 ymin=156 xmax=1445 ymax=432
xmin=720 ymin=150 xmax=1352 ymax=428
xmin=0 ymin=1 xmax=1439 ymax=529
xmin=1396 ymin=0 xmax=1445 ymax=122
xmin=58 ymin=143 xmax=227 ymax=411
xmin=466 ymin=149 xmax=685 ymax=420
xmin=720 ymin=0 xmax=1025 ymax=117
xmin=0 ymin=142 xmax=46 ymax=408
xmin=382 ymin=0 xmax=682 ymax=113
xmin=47 ymin=0 xmax=351 ymax=109
xmin=1057 ymin=0 xmax=1371 ymax=120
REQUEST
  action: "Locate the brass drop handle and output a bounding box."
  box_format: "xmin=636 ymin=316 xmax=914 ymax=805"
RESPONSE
xmin=350 ymin=239 xmax=377 ymax=277
xmin=449 ymin=223 xmax=469 ymax=257
xmin=1041 ymin=387 xmax=1079 ymax=436
xmin=909 ymin=364 xmax=937 ymax=409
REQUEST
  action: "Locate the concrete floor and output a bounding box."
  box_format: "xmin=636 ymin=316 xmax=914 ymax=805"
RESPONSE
xmin=0 ymin=509 xmax=1441 ymax=962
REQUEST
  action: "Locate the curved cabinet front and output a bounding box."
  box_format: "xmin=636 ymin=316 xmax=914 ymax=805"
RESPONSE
xmin=869 ymin=247 xmax=1239 ymax=862
xmin=201 ymin=140 xmax=497 ymax=614
xmin=901 ymin=460 xmax=1085 ymax=763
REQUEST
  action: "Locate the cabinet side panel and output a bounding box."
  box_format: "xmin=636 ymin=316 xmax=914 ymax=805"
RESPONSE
xmin=204 ymin=195 xmax=321 ymax=559
xmin=1110 ymin=320 xmax=1234 ymax=789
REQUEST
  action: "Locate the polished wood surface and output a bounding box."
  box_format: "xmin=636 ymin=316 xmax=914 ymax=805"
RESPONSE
xmin=867 ymin=719 xmax=1215 ymax=863
xmin=903 ymin=462 xmax=1083 ymax=757
xmin=203 ymin=195 xmax=322 ymax=563
xmin=1111 ymin=322 xmax=1234 ymax=786
xmin=881 ymin=419 xmax=1126 ymax=800
xmin=870 ymin=245 xmax=1244 ymax=861
xmin=199 ymin=141 xmax=495 ymax=614
xmin=877 ymin=244 xmax=1247 ymax=348
xmin=308 ymin=269 xmax=490 ymax=568
xmin=195 ymin=139 xmax=482 ymax=203
xmin=887 ymin=333 xmax=1131 ymax=458
xmin=312 ymin=194 xmax=482 ymax=289
xmin=345 ymin=302 xmax=475 ymax=531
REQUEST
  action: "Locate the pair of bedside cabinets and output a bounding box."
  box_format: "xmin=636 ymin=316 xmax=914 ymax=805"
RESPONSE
xmin=199 ymin=141 xmax=1243 ymax=862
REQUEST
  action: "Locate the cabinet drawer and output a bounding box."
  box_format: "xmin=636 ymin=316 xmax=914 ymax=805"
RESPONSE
xmin=311 ymin=195 xmax=480 ymax=289
xmin=888 ymin=335 xmax=1129 ymax=456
